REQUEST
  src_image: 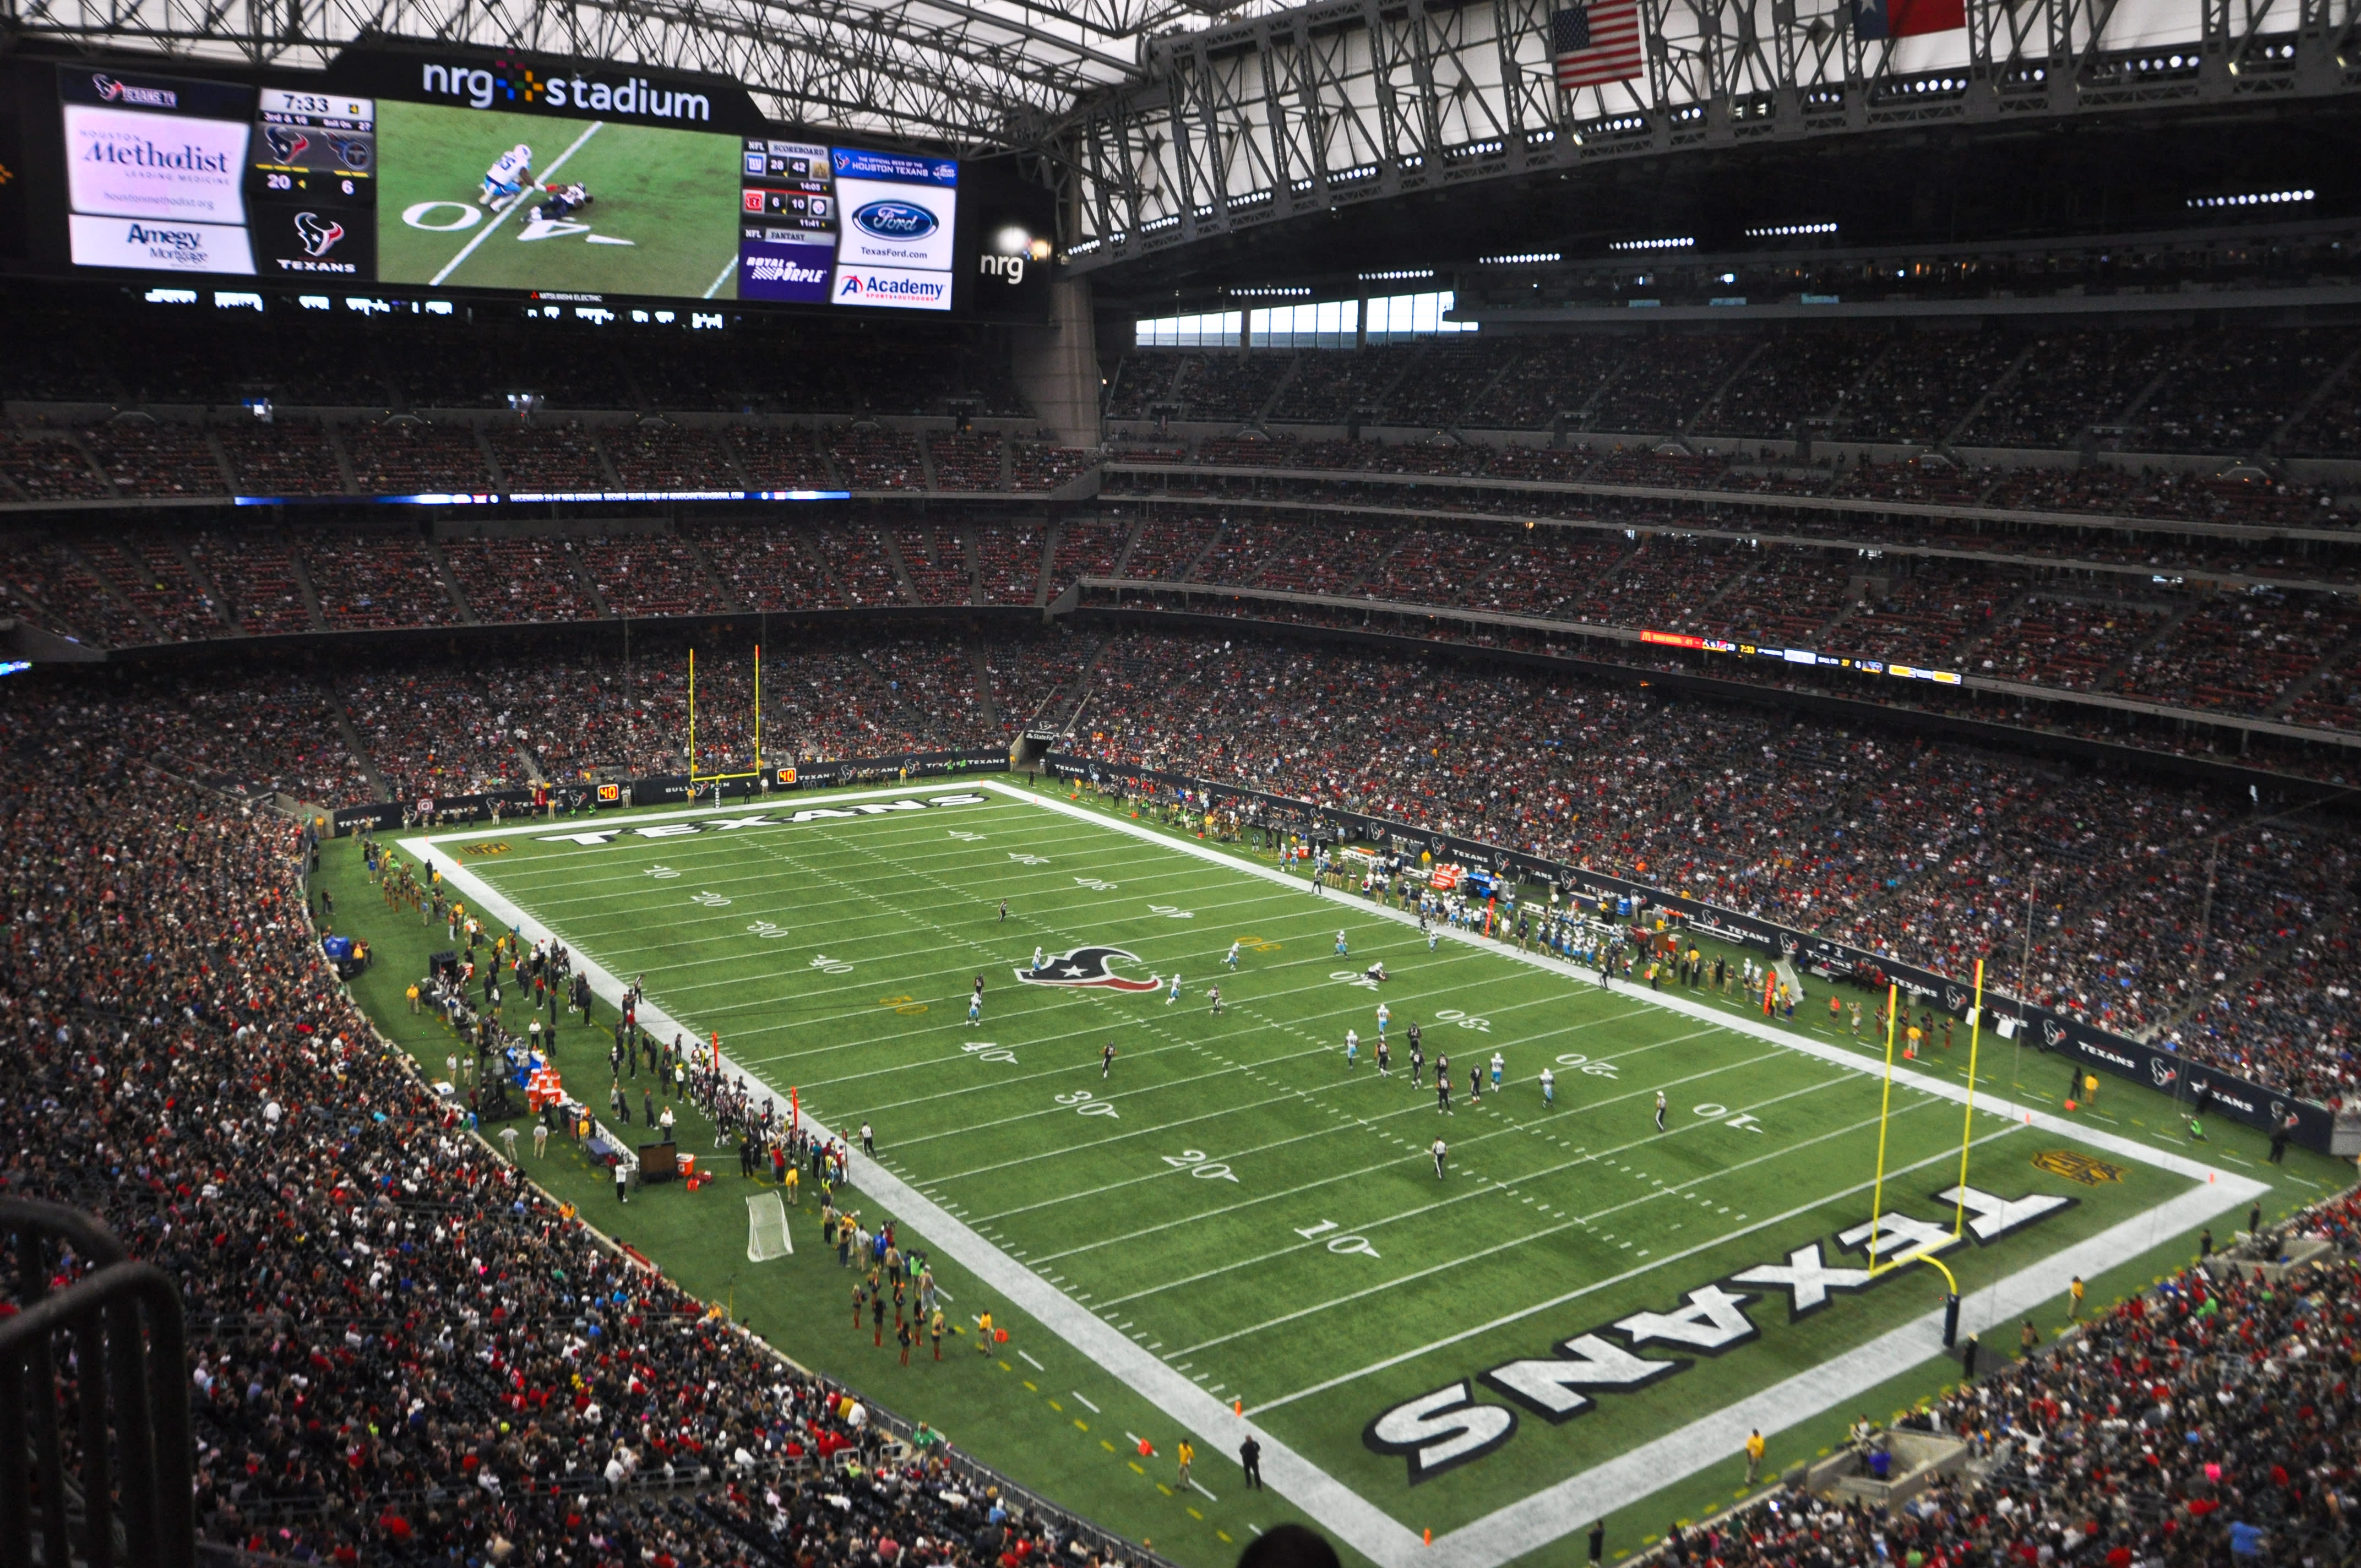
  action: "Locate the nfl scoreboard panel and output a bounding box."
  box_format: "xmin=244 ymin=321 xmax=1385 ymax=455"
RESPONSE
xmin=1 ymin=46 xmax=1051 ymax=321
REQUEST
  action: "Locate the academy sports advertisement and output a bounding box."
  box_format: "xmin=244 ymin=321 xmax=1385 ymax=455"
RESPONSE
xmin=3 ymin=47 xmax=1048 ymax=319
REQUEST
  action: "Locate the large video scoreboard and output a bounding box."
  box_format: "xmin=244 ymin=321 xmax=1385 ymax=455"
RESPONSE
xmin=2 ymin=46 xmax=1053 ymax=321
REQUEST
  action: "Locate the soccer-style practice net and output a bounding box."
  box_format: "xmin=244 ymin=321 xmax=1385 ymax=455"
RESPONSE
xmin=747 ymin=1191 xmax=792 ymax=1262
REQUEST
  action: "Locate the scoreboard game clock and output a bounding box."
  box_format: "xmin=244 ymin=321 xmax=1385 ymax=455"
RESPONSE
xmin=246 ymin=88 xmax=377 ymax=278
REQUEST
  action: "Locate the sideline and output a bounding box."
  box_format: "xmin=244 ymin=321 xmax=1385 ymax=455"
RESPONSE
xmin=401 ymin=779 xmax=2266 ymax=1568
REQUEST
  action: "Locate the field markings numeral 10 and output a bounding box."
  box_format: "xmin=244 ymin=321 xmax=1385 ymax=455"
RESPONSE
xmin=1160 ymin=1148 xmax=1238 ymax=1182
xmin=1694 ymin=1103 xmax=1765 ymax=1132
xmin=1294 ymin=1219 xmax=1379 ymax=1258
xmin=1056 ymin=1089 xmax=1119 ymax=1118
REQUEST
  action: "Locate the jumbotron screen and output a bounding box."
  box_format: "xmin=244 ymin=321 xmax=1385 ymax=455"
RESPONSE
xmin=7 ymin=48 xmax=1051 ymax=320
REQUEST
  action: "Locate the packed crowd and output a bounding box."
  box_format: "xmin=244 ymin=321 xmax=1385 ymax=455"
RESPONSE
xmin=0 ymin=419 xmax=1089 ymax=503
xmin=29 ymin=611 xmax=2359 ymax=1103
xmin=1064 ymin=629 xmax=2360 ymax=1104
xmin=1656 ymin=1189 xmax=2361 ymax=1567
xmin=1 ymin=622 xmax=2355 ymax=1567
xmin=0 ymin=297 xmax=1030 ymax=418
xmin=1107 ymin=324 xmax=2361 ymax=456
xmin=0 ymin=696 xmax=1142 ymax=1568
xmin=1117 ymin=440 xmax=2350 ymax=529
xmin=10 ymin=505 xmax=2361 ymax=759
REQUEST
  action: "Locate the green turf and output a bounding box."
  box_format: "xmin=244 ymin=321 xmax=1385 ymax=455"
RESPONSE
xmin=375 ymin=100 xmax=742 ymax=297
xmin=318 ymin=776 xmax=2348 ymax=1567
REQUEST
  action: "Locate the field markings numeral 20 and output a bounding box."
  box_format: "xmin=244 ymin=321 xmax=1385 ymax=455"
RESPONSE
xmin=1161 ymin=1148 xmax=1238 ymax=1182
xmin=692 ymin=890 xmax=731 ymax=906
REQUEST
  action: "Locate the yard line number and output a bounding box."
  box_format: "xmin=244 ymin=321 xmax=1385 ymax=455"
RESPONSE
xmin=1161 ymin=1148 xmax=1238 ymax=1182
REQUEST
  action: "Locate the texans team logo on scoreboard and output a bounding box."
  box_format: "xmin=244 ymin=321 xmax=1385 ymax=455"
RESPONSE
xmin=263 ymin=127 xmax=311 ymax=164
xmin=1014 ymin=946 xmax=1162 ymax=992
xmin=295 ymin=213 xmax=346 ymax=258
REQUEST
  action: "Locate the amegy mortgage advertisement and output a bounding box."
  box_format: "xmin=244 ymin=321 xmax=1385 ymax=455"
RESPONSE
xmin=60 ymin=67 xmax=258 ymax=274
xmin=828 ymin=146 xmax=957 ymax=312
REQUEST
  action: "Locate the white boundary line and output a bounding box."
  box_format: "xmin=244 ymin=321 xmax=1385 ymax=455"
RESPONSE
xmin=401 ymin=777 xmax=2267 ymax=1568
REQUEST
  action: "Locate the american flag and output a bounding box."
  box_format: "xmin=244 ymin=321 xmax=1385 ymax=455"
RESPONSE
xmin=1551 ymin=0 xmax=1644 ymax=89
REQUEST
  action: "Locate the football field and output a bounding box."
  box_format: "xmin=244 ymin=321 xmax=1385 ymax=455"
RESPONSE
xmin=404 ymin=778 xmax=2267 ymax=1567
xmin=375 ymin=101 xmax=742 ymax=297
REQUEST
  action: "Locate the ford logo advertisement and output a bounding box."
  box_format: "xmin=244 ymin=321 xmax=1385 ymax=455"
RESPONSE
xmin=853 ymin=200 xmax=939 ymax=241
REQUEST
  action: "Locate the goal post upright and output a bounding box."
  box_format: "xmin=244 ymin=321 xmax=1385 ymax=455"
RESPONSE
xmin=687 ymin=644 xmax=766 ymax=795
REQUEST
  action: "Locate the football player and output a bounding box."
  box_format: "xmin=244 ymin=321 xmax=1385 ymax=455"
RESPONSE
xmin=480 ymin=144 xmax=535 ymax=207
xmin=530 ymin=181 xmax=592 ymax=222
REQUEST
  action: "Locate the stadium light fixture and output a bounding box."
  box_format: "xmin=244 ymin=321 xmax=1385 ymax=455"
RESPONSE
xmin=1479 ymin=252 xmax=1562 ymax=265
xmin=1609 ymin=237 xmax=1694 ymax=251
xmin=1745 ymin=221 xmax=1837 ymax=238
xmin=1358 ymin=269 xmax=1435 ymax=282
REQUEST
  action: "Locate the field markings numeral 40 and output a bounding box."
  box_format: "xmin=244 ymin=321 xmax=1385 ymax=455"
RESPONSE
xmin=1161 ymin=1148 xmax=1238 ymax=1182
xmin=964 ymin=1041 xmax=1019 ymax=1064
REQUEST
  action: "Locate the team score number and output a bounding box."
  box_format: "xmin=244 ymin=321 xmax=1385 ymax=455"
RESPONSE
xmin=1162 ymin=1148 xmax=1238 ymax=1182
xmin=964 ymin=1041 xmax=1017 ymax=1064
xmin=878 ymin=994 xmax=928 ymax=1015
xmin=1435 ymin=1008 xmax=1491 ymax=1032
xmin=1554 ymin=1052 xmax=1618 ymax=1078
xmin=1056 ymin=1090 xmax=1118 ymax=1119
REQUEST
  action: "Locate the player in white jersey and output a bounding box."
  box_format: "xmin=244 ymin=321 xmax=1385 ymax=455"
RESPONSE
xmin=1225 ymin=940 xmax=1241 ymax=969
xmin=480 ymin=144 xmax=534 ymax=206
xmin=1167 ymin=971 xmax=1182 ymax=1005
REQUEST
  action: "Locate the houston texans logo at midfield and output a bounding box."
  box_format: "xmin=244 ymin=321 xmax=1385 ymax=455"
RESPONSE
xmin=1015 ymin=946 xmax=1161 ymax=992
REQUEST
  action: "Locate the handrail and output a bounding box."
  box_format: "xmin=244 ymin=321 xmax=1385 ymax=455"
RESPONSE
xmin=0 ymin=1203 xmax=194 ymax=1568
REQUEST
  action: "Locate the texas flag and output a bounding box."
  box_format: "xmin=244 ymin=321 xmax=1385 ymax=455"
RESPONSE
xmin=1852 ymin=0 xmax=1964 ymax=36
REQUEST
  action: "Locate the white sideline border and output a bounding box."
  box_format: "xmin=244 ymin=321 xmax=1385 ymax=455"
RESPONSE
xmin=401 ymin=776 xmax=2267 ymax=1568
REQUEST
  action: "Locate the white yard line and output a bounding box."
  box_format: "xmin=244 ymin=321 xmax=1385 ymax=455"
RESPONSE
xmin=401 ymin=778 xmax=2269 ymax=1568
xmin=430 ymin=120 xmax=605 ymax=287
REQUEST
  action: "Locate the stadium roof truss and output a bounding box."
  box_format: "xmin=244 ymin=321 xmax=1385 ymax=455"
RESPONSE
xmin=1054 ymin=0 xmax=2361 ymax=270
xmin=0 ymin=0 xmax=1283 ymax=148
xmin=11 ymin=0 xmax=2354 ymax=228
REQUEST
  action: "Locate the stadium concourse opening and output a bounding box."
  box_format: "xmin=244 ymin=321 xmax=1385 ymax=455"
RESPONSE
xmin=2 ymin=13 xmax=2360 ymax=1567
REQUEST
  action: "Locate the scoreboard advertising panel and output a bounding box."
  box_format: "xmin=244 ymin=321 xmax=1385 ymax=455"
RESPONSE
xmin=0 ymin=47 xmax=1051 ymax=321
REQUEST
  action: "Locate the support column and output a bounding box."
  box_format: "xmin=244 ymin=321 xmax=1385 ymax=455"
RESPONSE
xmin=1011 ymin=275 xmax=1103 ymax=449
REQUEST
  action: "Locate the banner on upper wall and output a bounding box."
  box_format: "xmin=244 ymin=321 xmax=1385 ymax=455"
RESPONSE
xmin=1042 ymin=752 xmax=2335 ymax=1153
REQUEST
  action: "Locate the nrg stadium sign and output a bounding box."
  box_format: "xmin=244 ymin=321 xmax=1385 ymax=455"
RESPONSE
xmin=418 ymin=61 xmax=710 ymax=122
xmin=322 ymin=46 xmax=768 ymax=133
